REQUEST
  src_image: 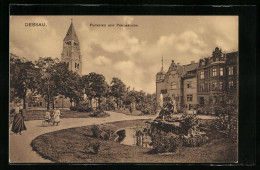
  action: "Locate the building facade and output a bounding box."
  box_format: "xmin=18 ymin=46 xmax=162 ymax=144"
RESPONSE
xmin=197 ymin=47 xmax=238 ymax=111
xmin=183 ymin=69 xmax=197 ymax=109
xmin=156 ymin=47 xmax=238 ymax=113
xmin=156 ymin=59 xmax=199 ymax=110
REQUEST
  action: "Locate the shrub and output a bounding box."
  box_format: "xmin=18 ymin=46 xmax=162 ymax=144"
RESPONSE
xmin=70 ymin=106 xmax=77 ymax=111
xmin=182 ymin=135 xmax=209 ymax=147
xmin=100 ymin=129 xmax=114 ymax=140
xmin=211 ymin=105 xmax=238 ymax=142
xmin=77 ymin=103 xmax=93 ymax=112
xmin=180 ymin=113 xmax=199 ymax=135
xmin=91 ymin=125 xmax=102 ymax=138
xmin=89 ymin=110 xmax=104 ymax=117
xmin=88 ymin=141 xmax=101 ymax=154
xmin=151 ymin=133 xmax=183 ymax=153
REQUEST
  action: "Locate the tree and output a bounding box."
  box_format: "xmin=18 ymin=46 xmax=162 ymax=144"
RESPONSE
xmin=123 ymin=90 xmax=136 ymax=106
xmin=60 ymin=70 xmax=83 ymax=107
xmin=81 ymin=72 xmax=108 ymax=110
xmin=35 ymin=57 xmax=61 ymax=110
xmin=110 ymin=77 xmax=126 ymax=109
xmin=10 ymin=53 xmax=39 ymax=109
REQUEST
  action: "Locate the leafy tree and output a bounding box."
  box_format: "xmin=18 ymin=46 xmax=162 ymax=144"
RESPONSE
xmin=10 ymin=53 xmax=39 ymax=109
xmin=81 ymin=72 xmax=108 ymax=110
xmin=60 ymin=70 xmax=83 ymax=106
xmin=35 ymin=57 xmax=61 ymax=110
xmin=110 ymin=77 xmax=126 ymax=109
xmin=123 ymin=90 xmax=136 ymax=106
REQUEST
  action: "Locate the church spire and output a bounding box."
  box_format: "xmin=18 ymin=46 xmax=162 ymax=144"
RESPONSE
xmin=160 ymin=56 xmax=164 ymax=72
xmin=64 ymin=20 xmax=79 ymax=42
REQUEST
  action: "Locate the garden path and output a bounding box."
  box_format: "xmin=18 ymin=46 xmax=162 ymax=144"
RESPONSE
xmin=9 ymin=111 xmax=154 ymax=163
xmin=9 ymin=111 xmax=214 ymax=163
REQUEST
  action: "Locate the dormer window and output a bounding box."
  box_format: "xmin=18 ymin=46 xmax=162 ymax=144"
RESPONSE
xmin=202 ymin=61 xmax=205 ymax=66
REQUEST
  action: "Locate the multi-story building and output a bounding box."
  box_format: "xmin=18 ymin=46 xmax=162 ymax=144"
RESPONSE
xmin=156 ymin=47 xmax=238 ymax=113
xmin=183 ymin=69 xmax=197 ymax=109
xmin=197 ymin=47 xmax=238 ymax=111
xmin=156 ymin=59 xmax=198 ymax=109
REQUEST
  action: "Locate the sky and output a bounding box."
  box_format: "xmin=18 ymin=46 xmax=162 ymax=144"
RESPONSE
xmin=10 ymin=16 xmax=238 ymax=94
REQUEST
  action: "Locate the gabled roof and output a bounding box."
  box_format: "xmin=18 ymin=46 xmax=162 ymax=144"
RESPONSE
xmin=183 ymin=63 xmax=199 ymax=73
xmin=64 ymin=22 xmax=79 ymax=42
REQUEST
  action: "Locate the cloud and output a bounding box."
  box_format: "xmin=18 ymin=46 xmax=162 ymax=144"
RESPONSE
xmin=93 ymin=56 xmax=112 ymax=66
xmin=10 ymin=16 xmax=238 ymax=94
xmin=10 ymin=16 xmax=61 ymax=61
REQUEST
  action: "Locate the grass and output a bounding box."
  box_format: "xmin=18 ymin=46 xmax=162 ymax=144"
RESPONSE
xmin=113 ymin=108 xmax=144 ymax=116
xmin=10 ymin=109 xmax=109 ymax=121
xmin=31 ymin=119 xmax=237 ymax=163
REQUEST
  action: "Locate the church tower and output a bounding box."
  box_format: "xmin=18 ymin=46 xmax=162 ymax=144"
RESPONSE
xmin=156 ymin=56 xmax=166 ymax=103
xmin=61 ymin=19 xmax=82 ymax=76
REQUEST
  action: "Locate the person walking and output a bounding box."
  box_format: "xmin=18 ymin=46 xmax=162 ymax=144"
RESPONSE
xmin=11 ymin=103 xmax=27 ymax=135
xmin=52 ymin=109 xmax=61 ymax=126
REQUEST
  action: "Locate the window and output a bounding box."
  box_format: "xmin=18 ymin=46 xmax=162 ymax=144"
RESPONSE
xmin=200 ymin=84 xmax=204 ymax=92
xmin=187 ymin=94 xmax=193 ymax=102
xmin=202 ymin=61 xmax=205 ymax=66
xmin=228 ymin=81 xmax=234 ymax=89
xmin=219 ymin=96 xmax=223 ymax=103
xmin=220 ymin=68 xmax=224 ymax=76
xmin=77 ymin=63 xmax=79 ymax=69
xmin=171 ymin=82 xmax=177 ymax=90
xmin=212 ymin=82 xmax=217 ymax=90
xmin=229 ymin=67 xmax=233 ymax=75
xmin=161 ymin=89 xmax=167 ymax=94
xmin=199 ymin=97 xmax=204 ymax=105
xmin=75 ymin=63 xmax=77 ymax=68
xmin=212 ymin=68 xmax=217 ymax=77
xmin=187 ymin=81 xmax=193 ymax=88
xmin=213 ymin=96 xmax=217 ymax=104
xmin=220 ymin=82 xmax=223 ymax=90
xmin=200 ymin=71 xmax=204 ymax=79
xmin=67 ymin=51 xmax=68 ymax=56
xmin=205 ymin=82 xmax=208 ymax=91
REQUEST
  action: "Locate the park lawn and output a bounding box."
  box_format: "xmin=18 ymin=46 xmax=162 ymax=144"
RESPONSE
xmin=10 ymin=109 xmax=109 ymax=121
xmin=31 ymin=119 xmax=237 ymax=163
xmin=113 ymin=108 xmax=143 ymax=116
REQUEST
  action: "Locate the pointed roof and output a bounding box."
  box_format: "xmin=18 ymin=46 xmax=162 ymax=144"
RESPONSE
xmin=167 ymin=60 xmax=178 ymax=73
xmin=64 ymin=21 xmax=79 ymax=42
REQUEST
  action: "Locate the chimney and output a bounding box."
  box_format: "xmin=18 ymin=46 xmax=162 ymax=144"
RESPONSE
xmin=191 ymin=61 xmax=195 ymax=64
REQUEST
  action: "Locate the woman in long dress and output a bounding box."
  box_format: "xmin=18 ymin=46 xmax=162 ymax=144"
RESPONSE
xmin=52 ymin=109 xmax=61 ymax=126
xmin=11 ymin=104 xmax=27 ymax=135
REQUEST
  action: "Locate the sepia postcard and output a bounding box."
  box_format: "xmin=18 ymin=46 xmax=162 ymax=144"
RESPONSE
xmin=9 ymin=15 xmax=239 ymax=164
